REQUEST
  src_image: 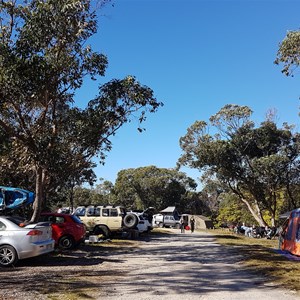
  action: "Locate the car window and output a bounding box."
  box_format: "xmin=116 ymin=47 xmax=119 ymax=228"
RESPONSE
xmin=0 ymin=221 xmax=6 ymax=231
xmin=87 ymin=207 xmax=95 ymax=216
xmin=110 ymin=209 xmax=118 ymax=217
xmin=94 ymin=207 xmax=101 ymax=216
xmin=102 ymin=208 xmax=109 ymax=216
xmin=74 ymin=207 xmax=86 ymax=217
xmin=119 ymin=207 xmax=126 ymax=217
xmin=39 ymin=215 xmax=55 ymax=223
xmin=6 ymin=216 xmax=25 ymax=226
xmin=102 ymin=208 xmax=118 ymax=217
xmin=56 ymin=216 xmax=65 ymax=224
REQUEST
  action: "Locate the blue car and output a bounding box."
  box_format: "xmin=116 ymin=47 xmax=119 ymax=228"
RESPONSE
xmin=0 ymin=186 xmax=34 ymax=211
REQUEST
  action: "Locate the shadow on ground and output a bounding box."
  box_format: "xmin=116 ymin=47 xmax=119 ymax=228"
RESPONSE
xmin=0 ymin=231 xmax=293 ymax=298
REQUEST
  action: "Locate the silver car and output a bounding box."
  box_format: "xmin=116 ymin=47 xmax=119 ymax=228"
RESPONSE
xmin=0 ymin=216 xmax=55 ymax=267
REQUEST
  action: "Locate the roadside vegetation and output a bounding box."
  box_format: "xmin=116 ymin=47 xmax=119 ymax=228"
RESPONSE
xmin=210 ymin=229 xmax=300 ymax=293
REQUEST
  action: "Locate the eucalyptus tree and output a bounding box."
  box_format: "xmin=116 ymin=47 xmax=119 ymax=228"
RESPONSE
xmin=275 ymin=29 xmax=300 ymax=210
xmin=217 ymin=192 xmax=256 ymax=227
xmin=178 ymin=105 xmax=300 ymax=226
xmin=275 ymin=30 xmax=300 ymax=78
xmin=0 ymin=0 xmax=162 ymax=221
xmin=114 ymin=166 xmax=197 ymax=211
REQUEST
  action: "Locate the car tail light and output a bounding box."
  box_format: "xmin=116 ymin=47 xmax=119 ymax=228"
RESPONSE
xmin=27 ymin=230 xmax=43 ymax=236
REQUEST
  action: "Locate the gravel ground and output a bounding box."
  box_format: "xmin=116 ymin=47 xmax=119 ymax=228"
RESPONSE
xmin=0 ymin=229 xmax=299 ymax=300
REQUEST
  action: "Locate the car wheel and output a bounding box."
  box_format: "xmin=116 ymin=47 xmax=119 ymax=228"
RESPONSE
xmin=58 ymin=235 xmax=75 ymax=250
xmin=158 ymin=222 xmax=164 ymax=228
xmin=93 ymin=225 xmax=111 ymax=239
xmin=123 ymin=214 xmax=138 ymax=229
xmin=0 ymin=245 xmax=18 ymax=267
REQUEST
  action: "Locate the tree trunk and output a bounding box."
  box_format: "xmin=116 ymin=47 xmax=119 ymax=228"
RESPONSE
xmin=30 ymin=166 xmax=45 ymax=223
xmin=69 ymin=183 xmax=74 ymax=213
xmin=240 ymin=197 xmax=266 ymax=226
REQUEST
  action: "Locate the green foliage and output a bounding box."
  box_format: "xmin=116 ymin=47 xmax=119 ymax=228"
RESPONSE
xmin=0 ymin=0 xmax=163 ymax=220
xmin=73 ymin=187 xmax=96 ymax=206
xmin=217 ymin=193 xmax=255 ymax=226
xmin=179 ymin=191 xmax=212 ymax=216
xmin=275 ymin=30 xmax=300 ymax=77
xmin=178 ymin=104 xmax=300 ymax=226
xmin=114 ymin=166 xmax=197 ymax=211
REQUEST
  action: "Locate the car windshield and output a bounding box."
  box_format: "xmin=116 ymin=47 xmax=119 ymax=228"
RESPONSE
xmin=74 ymin=207 xmax=86 ymax=216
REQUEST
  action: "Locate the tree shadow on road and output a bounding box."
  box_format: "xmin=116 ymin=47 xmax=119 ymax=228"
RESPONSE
xmin=0 ymin=231 xmax=296 ymax=299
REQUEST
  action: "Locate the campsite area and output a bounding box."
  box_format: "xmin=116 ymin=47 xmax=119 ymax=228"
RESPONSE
xmin=0 ymin=229 xmax=299 ymax=300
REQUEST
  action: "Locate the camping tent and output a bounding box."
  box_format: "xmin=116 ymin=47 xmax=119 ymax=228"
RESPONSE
xmin=194 ymin=215 xmax=214 ymax=229
xmin=282 ymin=208 xmax=300 ymax=256
xmin=181 ymin=214 xmax=214 ymax=230
xmin=159 ymin=206 xmax=180 ymax=220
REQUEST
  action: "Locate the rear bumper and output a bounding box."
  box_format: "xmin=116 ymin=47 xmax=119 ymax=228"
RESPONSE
xmin=18 ymin=240 xmax=55 ymax=260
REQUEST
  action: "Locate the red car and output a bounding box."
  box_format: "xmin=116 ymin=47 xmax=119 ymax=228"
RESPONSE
xmin=39 ymin=212 xmax=86 ymax=250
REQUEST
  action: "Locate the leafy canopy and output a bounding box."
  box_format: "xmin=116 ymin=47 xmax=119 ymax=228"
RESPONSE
xmin=114 ymin=166 xmax=197 ymax=211
xmin=178 ymin=105 xmax=300 ymax=226
xmin=0 ymin=0 xmax=163 ymax=220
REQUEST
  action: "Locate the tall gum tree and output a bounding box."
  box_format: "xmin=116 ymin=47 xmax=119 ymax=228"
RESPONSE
xmin=275 ymin=30 xmax=300 ymax=78
xmin=113 ymin=166 xmax=197 ymax=210
xmin=275 ymin=28 xmax=300 ymax=210
xmin=0 ymin=0 xmax=163 ymax=222
xmin=177 ymin=105 xmax=300 ymax=226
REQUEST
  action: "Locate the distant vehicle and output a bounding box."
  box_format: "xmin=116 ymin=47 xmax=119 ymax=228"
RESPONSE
xmin=59 ymin=207 xmax=74 ymax=214
xmin=152 ymin=214 xmax=180 ymax=228
xmin=0 ymin=186 xmax=34 ymax=211
xmin=39 ymin=212 xmax=86 ymax=250
xmin=0 ymin=215 xmax=54 ymax=267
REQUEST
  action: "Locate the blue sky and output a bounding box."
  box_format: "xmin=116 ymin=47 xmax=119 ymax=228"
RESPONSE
xmin=76 ymin=0 xmax=300 ymax=188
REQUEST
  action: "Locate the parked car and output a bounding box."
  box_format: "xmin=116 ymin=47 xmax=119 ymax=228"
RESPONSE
xmin=152 ymin=214 xmax=180 ymax=228
xmin=39 ymin=212 xmax=86 ymax=250
xmin=73 ymin=205 xmax=139 ymax=238
xmin=0 ymin=215 xmax=54 ymax=267
xmin=128 ymin=211 xmax=153 ymax=233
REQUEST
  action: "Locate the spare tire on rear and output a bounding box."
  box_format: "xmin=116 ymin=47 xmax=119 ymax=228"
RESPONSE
xmin=123 ymin=214 xmax=138 ymax=229
xmin=93 ymin=225 xmax=111 ymax=239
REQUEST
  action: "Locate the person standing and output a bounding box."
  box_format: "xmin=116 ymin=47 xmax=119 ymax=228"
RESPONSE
xmin=180 ymin=218 xmax=185 ymax=233
xmin=190 ymin=216 xmax=195 ymax=233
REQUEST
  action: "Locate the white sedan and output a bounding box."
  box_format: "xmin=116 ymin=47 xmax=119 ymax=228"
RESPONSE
xmin=0 ymin=216 xmax=55 ymax=267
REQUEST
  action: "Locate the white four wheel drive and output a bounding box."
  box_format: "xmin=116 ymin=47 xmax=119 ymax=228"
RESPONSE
xmin=128 ymin=211 xmax=153 ymax=233
xmin=73 ymin=205 xmax=140 ymax=239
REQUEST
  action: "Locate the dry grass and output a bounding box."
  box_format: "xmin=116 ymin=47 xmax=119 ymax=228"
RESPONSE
xmin=209 ymin=229 xmax=300 ymax=292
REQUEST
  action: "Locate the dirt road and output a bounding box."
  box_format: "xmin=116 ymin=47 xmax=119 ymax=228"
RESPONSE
xmin=97 ymin=230 xmax=299 ymax=300
xmin=0 ymin=230 xmax=299 ymax=300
